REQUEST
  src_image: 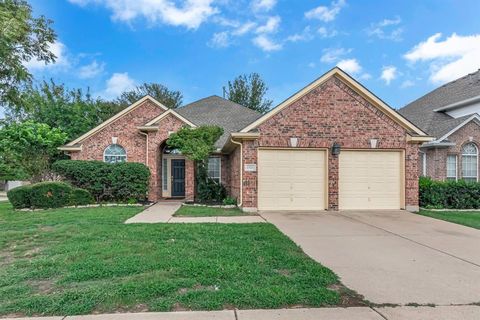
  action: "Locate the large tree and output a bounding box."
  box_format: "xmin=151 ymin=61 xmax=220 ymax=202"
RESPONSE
xmin=6 ymin=80 xmax=124 ymax=140
xmin=0 ymin=121 xmax=67 ymax=181
xmin=226 ymin=73 xmax=273 ymax=114
xmin=116 ymin=83 xmax=183 ymax=109
xmin=0 ymin=0 xmax=57 ymax=107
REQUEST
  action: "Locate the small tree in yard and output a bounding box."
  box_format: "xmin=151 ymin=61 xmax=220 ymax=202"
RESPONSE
xmin=167 ymin=126 xmax=225 ymax=203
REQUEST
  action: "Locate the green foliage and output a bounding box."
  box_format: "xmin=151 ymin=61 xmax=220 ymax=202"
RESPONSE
xmin=6 ymin=184 xmax=32 ymax=209
xmin=226 ymin=73 xmax=273 ymax=114
xmin=223 ymin=196 xmax=237 ymax=206
xmin=0 ymin=0 xmax=56 ymax=107
xmin=419 ymin=176 xmax=480 ymax=209
xmin=0 ymin=121 xmax=68 ymax=180
xmin=167 ymin=126 xmax=224 ymax=161
xmin=70 ymin=188 xmax=94 ymax=206
xmin=52 ymin=160 xmax=151 ymax=202
xmin=7 ymin=81 xmax=125 ymax=140
xmin=116 ymin=82 xmax=183 ymax=109
xmin=29 ymin=181 xmax=73 ymax=209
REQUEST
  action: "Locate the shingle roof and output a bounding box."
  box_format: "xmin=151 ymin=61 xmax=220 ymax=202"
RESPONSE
xmin=398 ymin=70 xmax=480 ymax=139
xmin=175 ymin=95 xmax=262 ymax=148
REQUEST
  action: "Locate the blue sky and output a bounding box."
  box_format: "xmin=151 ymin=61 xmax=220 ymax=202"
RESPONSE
xmin=3 ymin=0 xmax=480 ymax=118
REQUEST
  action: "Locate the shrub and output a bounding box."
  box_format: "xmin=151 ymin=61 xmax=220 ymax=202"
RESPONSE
xmin=70 ymin=188 xmax=94 ymax=206
xmin=52 ymin=160 xmax=150 ymax=202
xmin=419 ymin=176 xmax=480 ymax=209
xmin=7 ymin=185 xmax=33 ymax=209
xmin=29 ymin=182 xmax=73 ymax=209
xmin=223 ymin=196 xmax=237 ymax=206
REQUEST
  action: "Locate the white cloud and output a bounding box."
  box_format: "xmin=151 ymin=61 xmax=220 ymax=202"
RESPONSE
xmin=68 ymin=0 xmax=218 ymax=29
xmin=337 ymin=58 xmax=361 ymax=74
xmin=100 ymin=73 xmax=136 ymax=99
xmin=255 ymin=16 xmax=281 ymax=34
xmin=317 ymin=27 xmax=338 ymax=38
xmin=404 ymin=33 xmax=480 ymax=84
xmin=359 ymin=73 xmax=372 ymax=80
xmin=366 ymin=16 xmax=403 ymax=41
xmin=24 ymin=41 xmax=70 ymax=70
xmin=78 ymin=60 xmax=105 ymax=79
xmin=305 ymin=0 xmax=346 ymax=22
xmin=251 ymin=0 xmax=277 ymax=12
xmin=232 ymin=21 xmax=257 ymax=36
xmin=209 ymin=31 xmax=230 ymax=48
xmin=400 ymin=80 xmax=415 ymax=88
xmin=321 ymin=47 xmax=352 ymax=63
xmin=286 ymin=27 xmax=313 ymax=43
xmin=381 ymin=65 xmax=397 ymax=85
xmin=253 ymin=35 xmax=282 ymax=51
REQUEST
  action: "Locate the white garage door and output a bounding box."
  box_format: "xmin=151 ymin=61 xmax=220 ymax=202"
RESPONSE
xmin=258 ymin=149 xmax=326 ymax=211
xmin=339 ymin=151 xmax=403 ymax=210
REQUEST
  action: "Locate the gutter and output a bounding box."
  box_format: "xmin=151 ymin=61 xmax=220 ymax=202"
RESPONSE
xmin=433 ymin=94 xmax=480 ymax=112
xmin=230 ymin=137 xmax=243 ymax=207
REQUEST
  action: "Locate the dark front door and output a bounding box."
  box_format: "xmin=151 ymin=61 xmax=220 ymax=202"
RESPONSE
xmin=171 ymin=159 xmax=185 ymax=197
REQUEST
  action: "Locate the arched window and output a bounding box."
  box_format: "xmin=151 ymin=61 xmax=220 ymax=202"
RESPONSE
xmin=104 ymin=144 xmax=127 ymax=163
xmin=462 ymin=143 xmax=478 ymax=182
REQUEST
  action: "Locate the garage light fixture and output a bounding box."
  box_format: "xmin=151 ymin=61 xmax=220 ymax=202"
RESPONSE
xmin=290 ymin=137 xmax=298 ymax=147
xmin=331 ymin=142 xmax=341 ymax=155
xmin=370 ymin=138 xmax=378 ymax=148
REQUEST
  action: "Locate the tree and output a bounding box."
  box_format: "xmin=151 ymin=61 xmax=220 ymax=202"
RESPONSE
xmin=117 ymin=83 xmax=183 ymax=109
xmin=226 ymin=73 xmax=273 ymax=114
xmin=0 ymin=0 xmax=57 ymax=107
xmin=6 ymin=80 xmax=125 ymax=140
xmin=0 ymin=121 xmax=67 ymax=181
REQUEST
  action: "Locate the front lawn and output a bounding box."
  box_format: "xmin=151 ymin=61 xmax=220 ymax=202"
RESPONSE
xmin=174 ymin=205 xmax=253 ymax=217
xmin=418 ymin=210 xmax=480 ymax=229
xmin=0 ymin=202 xmax=349 ymax=316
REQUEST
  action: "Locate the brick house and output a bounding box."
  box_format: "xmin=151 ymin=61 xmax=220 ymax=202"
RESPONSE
xmin=399 ymin=70 xmax=480 ymax=182
xmin=60 ymin=68 xmax=430 ymax=212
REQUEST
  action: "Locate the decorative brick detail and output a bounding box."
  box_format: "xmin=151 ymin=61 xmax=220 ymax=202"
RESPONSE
xmin=241 ymin=76 xmax=419 ymax=210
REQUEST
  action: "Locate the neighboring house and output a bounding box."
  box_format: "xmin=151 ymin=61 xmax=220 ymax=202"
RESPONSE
xmin=60 ymin=67 xmax=430 ymax=212
xmin=399 ymin=70 xmax=480 ymax=182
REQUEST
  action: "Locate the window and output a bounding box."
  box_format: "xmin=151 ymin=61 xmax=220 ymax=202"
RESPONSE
xmin=162 ymin=158 xmax=168 ymax=191
xmin=103 ymin=144 xmax=127 ymax=163
xmin=462 ymin=143 xmax=478 ymax=182
xmin=208 ymin=157 xmax=221 ymax=183
xmin=446 ymin=155 xmax=457 ymax=181
xmin=420 ymin=152 xmax=427 ymax=176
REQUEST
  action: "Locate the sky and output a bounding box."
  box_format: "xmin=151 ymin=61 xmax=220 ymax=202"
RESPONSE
xmin=2 ymin=0 xmax=480 ymax=118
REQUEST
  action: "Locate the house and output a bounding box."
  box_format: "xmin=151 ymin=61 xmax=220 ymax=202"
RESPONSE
xmin=399 ymin=70 xmax=480 ymax=182
xmin=60 ymin=67 xmax=431 ymax=212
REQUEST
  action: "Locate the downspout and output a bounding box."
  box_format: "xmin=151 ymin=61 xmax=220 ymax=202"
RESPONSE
xmin=230 ymin=137 xmax=243 ymax=207
xmin=139 ymin=131 xmax=149 ymax=166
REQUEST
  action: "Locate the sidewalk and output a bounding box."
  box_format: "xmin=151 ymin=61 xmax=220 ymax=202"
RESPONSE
xmin=7 ymin=305 xmax=480 ymax=320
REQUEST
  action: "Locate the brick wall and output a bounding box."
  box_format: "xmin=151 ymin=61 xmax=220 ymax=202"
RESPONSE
xmin=241 ymin=76 xmax=419 ymax=210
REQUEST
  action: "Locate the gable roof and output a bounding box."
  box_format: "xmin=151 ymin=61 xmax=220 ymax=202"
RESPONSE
xmin=398 ymin=69 xmax=480 ymax=139
xmin=64 ymin=95 xmax=168 ymax=147
xmin=240 ymin=67 xmax=428 ymax=136
xmin=144 ymin=109 xmax=197 ymax=127
xmin=176 ymin=95 xmax=261 ymax=148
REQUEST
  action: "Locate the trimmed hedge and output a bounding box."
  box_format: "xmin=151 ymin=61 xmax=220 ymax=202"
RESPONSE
xmin=52 ymin=160 xmax=150 ymax=202
xmin=419 ymin=176 xmax=480 ymax=209
xmin=7 ymin=182 xmax=94 ymax=209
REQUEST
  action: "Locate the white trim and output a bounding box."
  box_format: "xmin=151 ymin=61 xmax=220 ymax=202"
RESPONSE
xmin=434 ymin=95 xmax=480 ymax=112
xmin=144 ymin=109 xmax=197 ymax=127
xmin=436 ymin=113 xmax=480 ymax=142
xmin=461 ymin=143 xmax=478 ymax=182
xmin=207 ymin=156 xmax=222 ymax=183
xmin=240 ymin=67 xmax=427 ymax=136
xmin=420 ymin=151 xmax=427 ymax=176
xmin=66 ymin=96 xmax=168 ymax=146
xmin=446 ymin=154 xmax=457 ymax=181
xmin=103 ymin=144 xmax=127 ymax=163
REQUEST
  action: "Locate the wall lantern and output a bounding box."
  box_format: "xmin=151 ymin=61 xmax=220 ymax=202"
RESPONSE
xmin=331 ymin=142 xmax=341 ymax=156
xmin=290 ymin=137 xmax=299 ymax=147
xmin=370 ymin=138 xmax=378 ymax=148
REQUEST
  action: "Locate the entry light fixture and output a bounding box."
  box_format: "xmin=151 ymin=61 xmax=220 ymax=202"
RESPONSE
xmin=290 ymin=137 xmax=299 ymax=147
xmin=331 ymin=142 xmax=341 ymax=155
xmin=370 ymin=138 xmax=378 ymax=148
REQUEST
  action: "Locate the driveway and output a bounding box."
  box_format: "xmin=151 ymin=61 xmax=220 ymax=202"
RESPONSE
xmin=261 ymin=210 xmax=480 ymax=305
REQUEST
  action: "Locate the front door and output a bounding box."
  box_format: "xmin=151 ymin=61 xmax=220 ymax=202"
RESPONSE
xmin=171 ymin=159 xmax=185 ymax=197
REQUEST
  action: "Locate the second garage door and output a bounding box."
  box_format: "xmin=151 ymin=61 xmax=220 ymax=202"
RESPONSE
xmin=258 ymin=149 xmax=326 ymax=211
xmin=339 ymin=151 xmax=403 ymax=210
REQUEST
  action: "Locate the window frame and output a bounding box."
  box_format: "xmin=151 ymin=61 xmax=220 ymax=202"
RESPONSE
xmin=103 ymin=144 xmax=127 ymax=164
xmin=420 ymin=152 xmax=427 ymax=177
xmin=446 ymin=154 xmax=457 ymax=181
xmin=207 ymin=156 xmax=221 ymax=184
xmin=461 ymin=143 xmax=478 ymax=182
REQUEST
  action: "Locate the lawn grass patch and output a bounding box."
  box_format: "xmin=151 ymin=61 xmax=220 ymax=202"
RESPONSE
xmin=418 ymin=210 xmax=480 ymax=229
xmin=174 ymin=205 xmax=253 ymax=217
xmin=0 ymin=201 xmax=345 ymax=316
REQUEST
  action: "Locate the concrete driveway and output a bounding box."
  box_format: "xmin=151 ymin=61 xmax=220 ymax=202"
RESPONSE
xmin=261 ymin=210 xmax=480 ymax=305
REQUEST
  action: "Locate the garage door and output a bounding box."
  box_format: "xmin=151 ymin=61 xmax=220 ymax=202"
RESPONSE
xmin=339 ymin=151 xmax=403 ymax=210
xmin=258 ymin=149 xmax=326 ymax=211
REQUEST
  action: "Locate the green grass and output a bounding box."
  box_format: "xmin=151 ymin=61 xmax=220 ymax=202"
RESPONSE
xmin=418 ymin=210 xmax=480 ymax=229
xmin=0 ymin=202 xmax=342 ymax=316
xmin=174 ymin=205 xmax=253 ymax=217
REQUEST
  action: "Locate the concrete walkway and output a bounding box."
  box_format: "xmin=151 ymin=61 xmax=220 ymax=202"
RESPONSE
xmin=261 ymin=210 xmax=480 ymax=305
xmin=125 ymin=202 xmax=265 ymax=224
xmin=0 ymin=192 xmax=7 ymax=202
xmin=6 ymin=306 xmax=480 ymax=320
